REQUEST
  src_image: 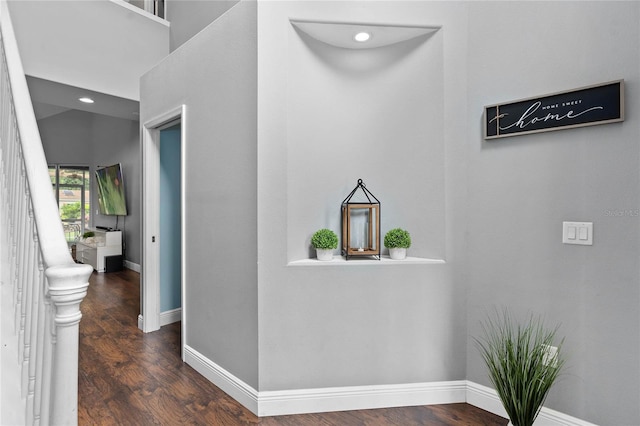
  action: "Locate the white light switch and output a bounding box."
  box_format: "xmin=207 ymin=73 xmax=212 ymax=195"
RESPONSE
xmin=579 ymin=227 xmax=588 ymax=240
xmin=563 ymin=221 xmax=593 ymax=245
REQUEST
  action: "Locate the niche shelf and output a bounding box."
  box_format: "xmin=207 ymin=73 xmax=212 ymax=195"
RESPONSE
xmin=288 ymin=256 xmax=445 ymax=267
xmin=290 ymin=19 xmax=440 ymax=50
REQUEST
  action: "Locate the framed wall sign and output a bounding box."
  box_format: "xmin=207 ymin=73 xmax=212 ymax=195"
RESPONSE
xmin=484 ymin=80 xmax=624 ymax=140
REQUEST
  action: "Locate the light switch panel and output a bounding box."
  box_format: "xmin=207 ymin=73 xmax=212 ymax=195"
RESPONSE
xmin=563 ymin=221 xmax=593 ymax=245
xmin=579 ymin=227 xmax=589 ymax=240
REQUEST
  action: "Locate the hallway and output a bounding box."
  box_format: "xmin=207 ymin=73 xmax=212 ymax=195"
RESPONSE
xmin=78 ymin=269 xmax=506 ymax=425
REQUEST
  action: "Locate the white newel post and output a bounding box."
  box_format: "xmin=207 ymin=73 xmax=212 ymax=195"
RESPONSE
xmin=45 ymin=263 xmax=92 ymax=426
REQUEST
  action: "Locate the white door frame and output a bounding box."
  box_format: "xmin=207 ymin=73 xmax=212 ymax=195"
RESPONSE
xmin=140 ymin=105 xmax=187 ymax=359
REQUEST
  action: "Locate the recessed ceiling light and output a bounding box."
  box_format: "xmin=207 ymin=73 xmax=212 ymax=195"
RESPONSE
xmin=78 ymin=97 xmax=94 ymax=104
xmin=354 ymin=32 xmax=371 ymax=43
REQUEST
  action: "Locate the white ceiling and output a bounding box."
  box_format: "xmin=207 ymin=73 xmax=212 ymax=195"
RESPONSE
xmin=9 ymin=0 xmax=169 ymax=102
xmin=27 ymin=76 xmax=140 ymax=122
xmin=27 ymin=76 xmax=140 ymax=121
xmin=8 ymin=0 xmax=170 ymax=123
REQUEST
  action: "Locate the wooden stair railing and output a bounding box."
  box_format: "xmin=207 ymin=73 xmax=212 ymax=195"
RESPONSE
xmin=0 ymin=1 xmax=93 ymax=425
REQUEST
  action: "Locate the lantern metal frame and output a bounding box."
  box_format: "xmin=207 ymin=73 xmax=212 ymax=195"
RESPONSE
xmin=341 ymin=179 xmax=380 ymax=260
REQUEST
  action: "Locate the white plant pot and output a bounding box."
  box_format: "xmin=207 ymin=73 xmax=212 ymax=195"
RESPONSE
xmin=316 ymin=248 xmax=334 ymax=261
xmin=388 ymin=247 xmax=407 ymax=260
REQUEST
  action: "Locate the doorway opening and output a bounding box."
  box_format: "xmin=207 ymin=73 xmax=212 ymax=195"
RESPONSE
xmin=141 ymin=106 xmax=186 ymax=360
xmin=159 ymin=124 xmax=182 ymax=325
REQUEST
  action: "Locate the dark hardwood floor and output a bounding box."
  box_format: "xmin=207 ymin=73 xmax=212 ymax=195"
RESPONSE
xmin=78 ymin=268 xmax=507 ymax=425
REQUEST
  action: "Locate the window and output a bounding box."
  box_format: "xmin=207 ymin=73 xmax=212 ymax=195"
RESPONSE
xmin=49 ymin=165 xmax=91 ymax=242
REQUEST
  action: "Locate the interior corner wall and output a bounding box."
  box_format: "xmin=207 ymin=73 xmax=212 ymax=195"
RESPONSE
xmin=90 ymin=114 xmax=141 ymax=266
xmin=464 ymin=2 xmax=640 ymax=425
xmin=256 ymin=1 xmax=469 ymax=392
xmin=165 ymin=0 xmax=240 ymax=51
xmin=140 ymin=1 xmax=258 ymax=389
xmin=37 ymin=110 xmax=142 ymax=266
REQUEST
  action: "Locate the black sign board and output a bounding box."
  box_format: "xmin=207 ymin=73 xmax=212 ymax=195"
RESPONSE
xmin=484 ymin=80 xmax=624 ymax=140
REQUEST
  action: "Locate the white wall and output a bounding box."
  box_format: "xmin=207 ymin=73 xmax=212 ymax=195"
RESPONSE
xmin=464 ymin=2 xmax=640 ymax=425
xmin=140 ymin=1 xmax=259 ymax=388
xmin=38 ymin=110 xmax=142 ymax=266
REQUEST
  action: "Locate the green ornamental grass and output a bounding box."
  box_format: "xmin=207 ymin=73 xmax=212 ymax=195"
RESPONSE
xmin=474 ymin=309 xmax=565 ymax=426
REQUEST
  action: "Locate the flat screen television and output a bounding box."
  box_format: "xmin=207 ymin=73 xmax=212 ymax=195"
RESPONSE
xmin=95 ymin=163 xmax=128 ymax=216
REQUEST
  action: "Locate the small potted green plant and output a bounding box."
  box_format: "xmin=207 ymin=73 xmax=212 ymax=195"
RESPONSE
xmin=384 ymin=228 xmax=411 ymax=260
xmin=474 ymin=309 xmax=565 ymax=426
xmin=311 ymin=228 xmax=338 ymax=261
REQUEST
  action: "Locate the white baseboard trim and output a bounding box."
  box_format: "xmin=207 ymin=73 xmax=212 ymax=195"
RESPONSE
xmin=160 ymin=308 xmax=181 ymax=326
xmin=466 ymin=380 xmax=508 ymax=418
xmin=179 ymin=348 xmax=594 ymax=424
xmin=183 ymin=346 xmax=467 ymax=417
xmin=466 ymin=381 xmax=597 ymax=426
xmin=137 ymin=308 xmax=181 ymax=331
xmin=258 ymin=380 xmax=467 ymax=417
xmin=124 ymin=260 xmax=141 ymax=273
xmin=184 ymin=345 xmax=259 ymax=415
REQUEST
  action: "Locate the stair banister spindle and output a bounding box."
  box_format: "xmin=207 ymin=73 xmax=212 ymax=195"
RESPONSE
xmin=17 ymin=176 xmax=30 ymax=349
xmin=21 ymin=203 xmax=35 ymax=396
xmin=15 ymin=159 xmax=25 ymax=336
xmin=0 ymin=1 xmax=94 ymax=424
xmin=33 ymin=249 xmax=46 ymax=425
xmin=26 ymin=225 xmax=40 ymax=425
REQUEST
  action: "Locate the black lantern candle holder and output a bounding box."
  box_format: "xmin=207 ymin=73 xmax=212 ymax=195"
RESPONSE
xmin=341 ymin=179 xmax=380 ymax=260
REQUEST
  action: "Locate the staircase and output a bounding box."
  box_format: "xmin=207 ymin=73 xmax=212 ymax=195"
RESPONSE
xmin=0 ymin=1 xmax=93 ymax=424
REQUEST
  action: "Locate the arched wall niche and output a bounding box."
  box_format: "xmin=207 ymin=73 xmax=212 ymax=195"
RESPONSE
xmin=286 ymin=19 xmax=445 ymax=264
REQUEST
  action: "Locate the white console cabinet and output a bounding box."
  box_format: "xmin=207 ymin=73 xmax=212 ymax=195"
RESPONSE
xmin=76 ymin=229 xmax=122 ymax=272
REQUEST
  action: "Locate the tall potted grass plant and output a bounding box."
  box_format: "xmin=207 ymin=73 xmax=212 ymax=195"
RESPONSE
xmin=474 ymin=309 xmax=565 ymax=426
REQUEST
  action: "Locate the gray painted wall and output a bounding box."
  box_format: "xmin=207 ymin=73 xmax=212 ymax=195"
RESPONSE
xmin=141 ymin=1 xmax=639 ymax=424
xmin=256 ymin=1 xmax=466 ymax=392
xmin=464 ymin=3 xmax=639 ymax=424
xmin=38 ymin=110 xmax=142 ymax=266
xmin=165 ymin=0 xmax=239 ymax=51
xmin=140 ymin=1 xmax=259 ymax=388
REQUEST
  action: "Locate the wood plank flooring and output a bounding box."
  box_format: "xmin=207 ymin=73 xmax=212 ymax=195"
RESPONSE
xmin=78 ymin=268 xmax=507 ymax=425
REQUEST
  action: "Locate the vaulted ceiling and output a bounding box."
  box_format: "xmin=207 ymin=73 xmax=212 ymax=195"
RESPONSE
xmin=8 ymin=0 xmax=169 ymax=121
